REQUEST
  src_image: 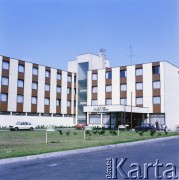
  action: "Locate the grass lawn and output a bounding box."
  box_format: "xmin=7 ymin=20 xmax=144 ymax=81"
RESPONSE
xmin=0 ymin=129 xmax=179 ymax=159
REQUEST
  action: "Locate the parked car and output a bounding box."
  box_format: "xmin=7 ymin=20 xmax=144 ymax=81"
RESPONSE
xmin=9 ymin=121 xmax=35 ymax=131
xmin=74 ymin=123 xmax=87 ymax=130
xmin=135 ymin=123 xmax=156 ymax=132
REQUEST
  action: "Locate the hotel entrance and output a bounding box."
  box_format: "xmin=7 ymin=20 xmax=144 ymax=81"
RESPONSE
xmin=84 ymin=105 xmax=149 ymax=129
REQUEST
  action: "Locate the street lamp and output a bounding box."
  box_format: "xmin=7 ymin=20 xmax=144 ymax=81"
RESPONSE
xmin=131 ymin=91 xmax=133 ymax=131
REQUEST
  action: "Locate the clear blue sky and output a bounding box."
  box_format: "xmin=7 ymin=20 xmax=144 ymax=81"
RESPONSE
xmin=0 ymin=0 xmax=178 ymax=70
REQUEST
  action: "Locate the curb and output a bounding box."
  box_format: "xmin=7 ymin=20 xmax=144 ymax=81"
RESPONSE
xmin=0 ymin=135 xmax=178 ymax=165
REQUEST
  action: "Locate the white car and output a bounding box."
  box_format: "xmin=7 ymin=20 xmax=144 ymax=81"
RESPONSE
xmin=9 ymin=121 xmax=35 ymax=131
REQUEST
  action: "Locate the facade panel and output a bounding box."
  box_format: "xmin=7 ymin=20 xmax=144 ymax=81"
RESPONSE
xmin=98 ymin=69 xmax=105 ymax=105
xmin=112 ymin=67 xmax=120 ymax=104
xmin=50 ymin=68 xmax=57 ymax=113
xmin=61 ymin=71 xmax=67 ymax=114
xmin=37 ymin=65 xmax=45 ymax=113
xmin=23 ymin=62 xmax=32 ymax=112
xmin=8 ymin=59 xmax=18 ymax=112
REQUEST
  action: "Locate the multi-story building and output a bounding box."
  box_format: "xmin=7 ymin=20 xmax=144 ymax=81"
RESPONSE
xmin=0 ymin=53 xmax=179 ymax=130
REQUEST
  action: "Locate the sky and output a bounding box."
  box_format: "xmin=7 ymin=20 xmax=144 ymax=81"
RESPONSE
xmin=0 ymin=0 xmax=179 ymax=70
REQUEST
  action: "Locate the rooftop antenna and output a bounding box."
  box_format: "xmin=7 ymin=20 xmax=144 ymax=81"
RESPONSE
xmin=99 ymin=48 xmax=107 ymax=68
xmin=100 ymin=48 xmax=106 ymax=56
xmin=129 ymin=45 xmax=133 ymax=65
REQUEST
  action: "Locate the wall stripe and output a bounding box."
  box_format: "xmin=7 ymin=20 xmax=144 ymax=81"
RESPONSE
xmin=61 ymin=71 xmax=67 ymax=114
xmin=8 ymin=59 xmax=18 ymax=112
xmin=23 ymin=62 xmax=32 ymax=112
xmin=50 ymin=68 xmax=57 ymax=113
xmin=37 ymin=65 xmax=45 ymax=113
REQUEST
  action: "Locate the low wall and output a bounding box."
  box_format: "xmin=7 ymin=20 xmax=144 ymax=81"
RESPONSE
xmin=0 ymin=115 xmax=74 ymax=128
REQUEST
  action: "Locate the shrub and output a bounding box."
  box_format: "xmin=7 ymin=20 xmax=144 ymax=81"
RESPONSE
xmin=92 ymin=130 xmax=98 ymax=134
xmin=65 ymin=131 xmax=70 ymax=136
xmin=157 ymin=132 xmax=162 ymax=136
xmin=58 ymin=130 xmax=63 ymax=135
xmin=98 ymin=129 xmax=105 ymax=135
xmin=86 ymin=130 xmax=92 ymax=136
xmin=73 ymin=132 xmax=77 ymax=135
xmin=109 ymin=130 xmax=117 ymax=136
xmin=150 ymin=130 xmax=156 ymax=136
xmin=138 ymin=131 xmax=144 ymax=136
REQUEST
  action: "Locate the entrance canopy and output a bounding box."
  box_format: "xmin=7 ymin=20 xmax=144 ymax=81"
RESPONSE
xmin=84 ymin=105 xmax=149 ymax=114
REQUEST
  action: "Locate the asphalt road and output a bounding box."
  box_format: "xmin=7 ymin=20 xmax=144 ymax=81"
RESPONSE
xmin=0 ymin=138 xmax=179 ymax=180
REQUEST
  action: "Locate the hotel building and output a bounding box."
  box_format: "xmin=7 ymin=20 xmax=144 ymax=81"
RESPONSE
xmin=0 ymin=52 xmax=179 ymax=130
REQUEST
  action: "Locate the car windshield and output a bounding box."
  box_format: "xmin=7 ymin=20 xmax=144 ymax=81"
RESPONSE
xmin=16 ymin=122 xmax=21 ymax=125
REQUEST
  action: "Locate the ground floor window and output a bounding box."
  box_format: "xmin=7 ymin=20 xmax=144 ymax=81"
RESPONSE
xmin=89 ymin=114 xmax=101 ymax=124
xmin=149 ymin=113 xmax=165 ymax=125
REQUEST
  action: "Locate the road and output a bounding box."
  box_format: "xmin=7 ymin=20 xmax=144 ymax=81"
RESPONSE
xmin=0 ymin=138 xmax=179 ymax=180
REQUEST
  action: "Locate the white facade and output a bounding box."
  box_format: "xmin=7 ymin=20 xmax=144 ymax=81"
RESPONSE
xmin=0 ymin=54 xmax=179 ymax=130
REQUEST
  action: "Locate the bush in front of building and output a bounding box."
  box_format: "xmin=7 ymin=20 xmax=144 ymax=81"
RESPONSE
xmin=150 ymin=129 xmax=156 ymax=136
xmin=138 ymin=131 xmax=144 ymax=136
xmin=58 ymin=130 xmax=63 ymax=135
xmin=65 ymin=131 xmax=70 ymax=136
xmin=98 ymin=129 xmax=105 ymax=135
xmin=92 ymin=130 xmax=98 ymax=134
xmin=109 ymin=130 xmax=117 ymax=136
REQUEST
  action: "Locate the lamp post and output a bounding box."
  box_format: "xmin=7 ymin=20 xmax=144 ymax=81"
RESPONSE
xmin=131 ymin=91 xmax=133 ymax=131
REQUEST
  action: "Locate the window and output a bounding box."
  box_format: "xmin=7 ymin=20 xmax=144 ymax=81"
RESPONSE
xmin=120 ymin=98 xmax=127 ymax=105
xmin=120 ymin=70 xmax=127 ymax=78
xmin=136 ymin=68 xmax=143 ymax=76
xmin=153 ymin=81 xmax=160 ymax=89
xmin=17 ymin=80 xmax=24 ymax=88
xmin=136 ymin=82 xmax=143 ymax=90
xmin=32 ymin=67 xmax=38 ymax=75
xmin=152 ymin=66 xmax=160 ymax=74
xmin=18 ymin=64 xmax=25 ymax=73
xmin=136 ymin=97 xmax=143 ymax=105
xmin=56 ymin=99 xmax=61 ymax=106
xmin=45 ymin=84 xmax=50 ymax=91
xmin=67 ymin=75 xmax=72 ymax=82
xmin=0 ymin=93 xmax=8 ymax=102
xmin=31 ymin=97 xmax=37 ymax=104
xmin=17 ymin=95 xmax=23 ymax=103
xmin=67 ymin=100 xmax=71 ymax=107
xmin=44 ymin=98 xmax=50 ymax=105
xmin=57 ymin=73 xmax=61 ymax=80
xmin=106 ymin=98 xmax=112 ymax=105
xmin=1 ymin=77 xmax=9 ymax=86
xmin=74 ymin=88 xmax=76 ymax=95
xmin=92 ymin=74 xmax=98 ymax=80
xmin=2 ymin=61 xmax=9 ymax=70
xmin=106 ymin=85 xmax=112 ymax=92
xmin=92 ymin=86 xmax=98 ymax=93
xmin=92 ymin=99 xmax=98 ymax=106
xmin=57 ymin=86 xmax=61 ymax=93
xmin=67 ymin=88 xmax=71 ymax=94
xmin=32 ymin=82 xmax=38 ymax=90
xmin=74 ymin=100 xmax=76 ymax=107
xmin=153 ymin=96 xmax=160 ymax=104
xmin=45 ymin=70 xmax=50 ymax=78
xmin=106 ymin=71 xmax=112 ymax=79
xmin=120 ymin=84 xmax=127 ymax=91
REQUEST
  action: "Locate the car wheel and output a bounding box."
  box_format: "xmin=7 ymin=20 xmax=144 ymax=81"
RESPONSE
xmin=14 ymin=127 xmax=18 ymax=131
xmin=30 ymin=127 xmax=34 ymax=131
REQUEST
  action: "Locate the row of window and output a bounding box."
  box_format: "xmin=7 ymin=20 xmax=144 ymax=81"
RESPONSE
xmin=0 ymin=93 xmax=75 ymax=107
xmin=2 ymin=61 xmax=73 ymax=82
xmin=1 ymin=77 xmax=76 ymax=94
xmin=91 ymin=96 xmax=161 ymax=106
xmin=92 ymin=66 xmax=160 ymax=80
xmin=92 ymin=81 xmax=160 ymax=93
